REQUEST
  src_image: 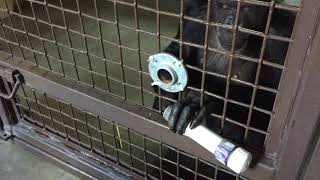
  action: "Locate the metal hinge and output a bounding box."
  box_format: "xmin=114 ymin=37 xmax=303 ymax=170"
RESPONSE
xmin=0 ymin=66 xmax=24 ymax=100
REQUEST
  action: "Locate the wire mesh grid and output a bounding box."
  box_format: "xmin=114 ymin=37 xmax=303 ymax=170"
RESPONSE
xmin=14 ymin=84 xmax=250 ymax=180
xmin=0 ymin=0 xmax=299 ymax=150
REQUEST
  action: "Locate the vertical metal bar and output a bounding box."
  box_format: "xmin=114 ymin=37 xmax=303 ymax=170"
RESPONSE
xmin=14 ymin=0 xmax=37 ymax=63
xmin=20 ymin=85 xmax=33 ymax=122
xmin=178 ymin=0 xmax=184 ymax=60
xmin=57 ymin=99 xmax=68 ymax=139
xmin=221 ymin=0 xmax=242 ymax=129
xmin=12 ymin=0 xmax=38 ymax=64
xmin=200 ymin=0 xmax=212 ymax=106
xmin=127 ymin=129 xmax=134 ymax=170
xmin=159 ymin=142 xmax=163 ymax=180
xmin=178 ymin=0 xmax=185 ymax=101
xmin=133 ymin=0 xmax=144 ymax=106
xmin=0 ymin=18 xmax=13 ymax=55
xmin=69 ymin=104 xmax=80 ymax=143
xmin=155 ymin=0 xmax=162 ymax=112
xmin=75 ymin=0 xmax=95 ymax=88
xmin=3 ymin=0 xmax=26 ymax=60
xmin=43 ymin=93 xmax=57 ymax=131
xmin=32 ymin=89 xmax=46 ymax=128
xmin=44 ymin=0 xmax=65 ymax=76
xmin=194 ymin=157 xmax=199 ymax=180
xmin=214 ymin=164 xmax=218 ymax=180
xmin=97 ymin=116 xmax=107 ymax=155
xmin=28 ymin=1 xmax=52 ymax=70
xmin=156 ymin=0 xmax=161 ymax=53
xmin=176 ymin=149 xmax=180 ymax=179
xmin=113 ymin=2 xmax=127 ymax=99
xmin=143 ymin=136 xmax=148 ymax=177
xmin=244 ymin=1 xmax=275 ymax=140
xmin=83 ymin=112 xmax=93 ymax=150
xmin=59 ymin=0 xmax=80 ymax=81
xmin=93 ymin=0 xmax=111 ymax=92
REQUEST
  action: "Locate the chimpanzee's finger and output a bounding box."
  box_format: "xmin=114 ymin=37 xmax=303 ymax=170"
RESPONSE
xmin=168 ymin=102 xmax=183 ymax=132
xmin=176 ymin=103 xmax=199 ymax=135
xmin=176 ymin=106 xmax=192 ymax=135
xmin=190 ymin=106 xmax=207 ymax=129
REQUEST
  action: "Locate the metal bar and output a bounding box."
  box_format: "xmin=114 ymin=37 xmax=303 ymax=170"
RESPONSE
xmin=200 ymin=0 xmax=212 ymax=106
xmin=133 ymin=0 xmax=144 ymax=106
xmin=0 ymin=75 xmax=21 ymax=99
xmin=265 ymin=0 xmax=320 ymax=156
xmin=59 ymin=0 xmax=80 ymax=81
xmin=4 ymin=0 xmax=30 ymax=61
xmin=177 ymin=0 xmax=185 ymax=101
xmin=221 ymin=0 xmax=242 ymax=129
xmin=113 ymin=2 xmax=127 ymax=100
xmin=0 ymin=55 xmax=274 ymax=180
xmin=244 ymin=1 xmax=275 ymax=140
xmin=28 ymin=0 xmax=52 ymax=70
xmin=69 ymin=104 xmax=81 ymax=143
xmin=156 ymin=0 xmax=163 ymax=112
xmin=83 ymin=112 xmax=93 ymax=150
xmin=44 ymin=0 xmax=65 ymax=76
xmin=31 ymin=89 xmax=46 ymax=128
xmin=57 ymin=99 xmax=69 ymax=139
xmin=43 ymin=93 xmax=57 ymax=131
xmin=75 ymin=0 xmax=95 ymax=88
xmin=93 ymin=0 xmax=111 ymax=92
xmin=273 ymin=2 xmax=320 ymax=178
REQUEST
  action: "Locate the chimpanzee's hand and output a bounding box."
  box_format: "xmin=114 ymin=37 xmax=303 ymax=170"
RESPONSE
xmin=167 ymin=97 xmax=209 ymax=135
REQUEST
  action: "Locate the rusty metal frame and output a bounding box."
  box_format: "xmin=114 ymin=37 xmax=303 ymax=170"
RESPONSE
xmin=265 ymin=0 xmax=320 ymax=158
xmin=272 ymin=1 xmax=320 ymax=178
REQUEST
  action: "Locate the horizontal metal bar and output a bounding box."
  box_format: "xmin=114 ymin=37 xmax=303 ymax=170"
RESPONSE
xmin=0 ymin=55 xmax=275 ymax=180
xmin=12 ymin=121 xmax=142 ymax=180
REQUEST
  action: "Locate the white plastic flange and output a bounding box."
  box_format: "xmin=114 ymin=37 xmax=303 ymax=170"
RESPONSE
xmin=148 ymin=53 xmax=188 ymax=93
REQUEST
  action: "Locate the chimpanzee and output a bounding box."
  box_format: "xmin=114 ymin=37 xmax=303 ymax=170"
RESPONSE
xmin=153 ymin=0 xmax=295 ymax=150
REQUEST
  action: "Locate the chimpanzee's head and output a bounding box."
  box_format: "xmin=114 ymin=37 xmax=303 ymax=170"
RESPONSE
xmin=212 ymin=0 xmax=268 ymax=50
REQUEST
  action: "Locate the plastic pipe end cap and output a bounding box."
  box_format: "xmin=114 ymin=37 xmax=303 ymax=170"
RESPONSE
xmin=227 ymin=147 xmax=252 ymax=174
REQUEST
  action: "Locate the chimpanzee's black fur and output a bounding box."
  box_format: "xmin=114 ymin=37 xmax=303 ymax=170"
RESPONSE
xmin=153 ymin=0 xmax=295 ymax=172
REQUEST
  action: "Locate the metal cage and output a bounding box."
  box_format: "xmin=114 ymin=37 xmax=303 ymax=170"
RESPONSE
xmin=0 ymin=0 xmax=319 ymax=179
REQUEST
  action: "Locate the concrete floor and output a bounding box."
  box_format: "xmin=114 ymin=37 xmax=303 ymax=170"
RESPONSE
xmin=0 ymin=139 xmax=79 ymax=180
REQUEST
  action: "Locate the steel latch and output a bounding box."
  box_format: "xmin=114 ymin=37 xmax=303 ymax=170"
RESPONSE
xmin=0 ymin=66 xmax=24 ymax=100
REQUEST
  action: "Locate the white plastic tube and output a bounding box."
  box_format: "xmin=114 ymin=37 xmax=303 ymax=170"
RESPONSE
xmin=163 ymin=106 xmax=252 ymax=174
xmin=184 ymin=125 xmax=252 ymax=174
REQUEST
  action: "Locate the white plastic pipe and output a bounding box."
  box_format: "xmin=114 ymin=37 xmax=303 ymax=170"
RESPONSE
xmin=184 ymin=124 xmax=252 ymax=174
xmin=163 ymin=106 xmax=252 ymax=174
